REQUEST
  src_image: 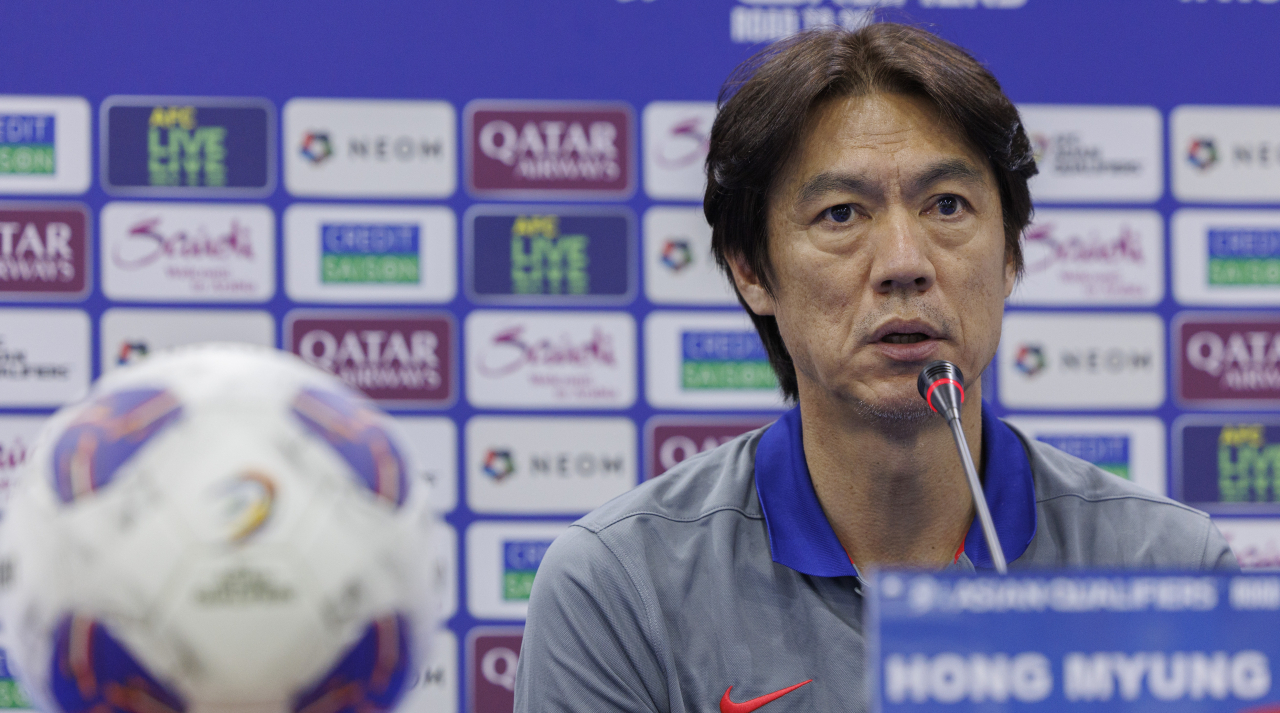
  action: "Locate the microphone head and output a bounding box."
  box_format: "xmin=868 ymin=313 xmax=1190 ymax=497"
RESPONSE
xmin=917 ymin=360 xmax=966 ymax=417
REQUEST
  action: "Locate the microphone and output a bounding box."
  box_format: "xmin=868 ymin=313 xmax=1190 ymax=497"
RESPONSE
xmin=917 ymin=360 xmax=1008 ymax=574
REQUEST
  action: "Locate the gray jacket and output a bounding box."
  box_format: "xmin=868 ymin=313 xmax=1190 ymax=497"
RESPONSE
xmin=514 ymin=416 xmax=1236 ymax=712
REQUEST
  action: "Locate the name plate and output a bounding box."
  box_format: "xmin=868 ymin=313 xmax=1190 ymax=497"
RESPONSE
xmin=872 ymin=571 xmax=1280 ymax=711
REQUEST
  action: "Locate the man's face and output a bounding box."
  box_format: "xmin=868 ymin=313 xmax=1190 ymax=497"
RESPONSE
xmin=731 ymin=92 xmax=1015 ymax=418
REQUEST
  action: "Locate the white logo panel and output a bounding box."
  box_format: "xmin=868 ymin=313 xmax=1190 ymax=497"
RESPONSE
xmin=1002 ymin=416 xmax=1166 ymax=497
xmin=998 ymin=312 xmax=1165 ymax=410
xmin=1173 ymin=209 xmax=1280 ymax=306
xmin=397 ymin=630 xmax=458 ymax=713
xmin=283 ymin=98 xmax=456 ymax=198
xmin=0 ymin=308 xmax=89 ymax=407
xmin=1173 ymin=106 xmax=1280 ymax=204
xmin=642 ymin=102 xmax=716 ymax=200
xmin=1215 ymin=518 xmax=1280 ymax=571
xmin=466 ymin=416 xmax=636 ymax=514
xmin=643 ymin=207 xmax=737 ymax=306
xmin=100 ymin=308 xmax=274 ymax=374
xmin=0 ymin=95 xmax=91 ymax=194
xmin=466 ymin=520 xmax=571 ymax=620
xmin=465 ymin=310 xmax=636 ymax=410
xmin=1010 ymin=210 xmax=1164 ymax=306
xmin=645 ymin=310 xmax=788 ymax=410
xmin=394 ymin=416 xmax=457 ymax=513
xmin=101 ymin=202 xmax=275 ymax=302
xmin=1019 ymin=105 xmax=1162 ymax=203
xmin=284 ymin=204 xmax=456 ymax=304
xmin=0 ymin=414 xmax=47 ymax=511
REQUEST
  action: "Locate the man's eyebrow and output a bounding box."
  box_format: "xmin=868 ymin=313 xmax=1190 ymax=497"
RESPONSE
xmin=795 ymin=172 xmax=877 ymax=205
xmin=907 ymin=159 xmax=987 ymax=195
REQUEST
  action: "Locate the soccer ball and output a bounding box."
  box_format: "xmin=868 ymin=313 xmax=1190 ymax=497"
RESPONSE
xmin=0 ymin=343 xmax=438 ymax=713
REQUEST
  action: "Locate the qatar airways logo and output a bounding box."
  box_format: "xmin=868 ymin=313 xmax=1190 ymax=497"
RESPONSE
xmin=101 ymin=203 xmax=275 ymax=302
xmin=288 ymin=313 xmax=454 ymax=406
xmin=466 ymin=311 xmax=636 ymax=409
xmin=467 ymin=103 xmax=633 ymax=198
xmin=1180 ymin=316 xmax=1280 ymax=404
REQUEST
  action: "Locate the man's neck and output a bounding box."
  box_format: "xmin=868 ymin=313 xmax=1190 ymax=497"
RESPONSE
xmin=797 ymin=380 xmax=985 ymax=570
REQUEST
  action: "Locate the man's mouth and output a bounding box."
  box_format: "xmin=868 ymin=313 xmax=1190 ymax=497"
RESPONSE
xmin=881 ymin=333 xmax=930 ymax=344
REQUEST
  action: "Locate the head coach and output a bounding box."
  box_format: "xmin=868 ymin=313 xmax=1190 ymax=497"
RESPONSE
xmin=515 ymin=22 xmax=1237 ymax=713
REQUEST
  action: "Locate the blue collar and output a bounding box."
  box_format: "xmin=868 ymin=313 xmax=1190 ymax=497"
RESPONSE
xmin=754 ymin=404 xmax=1037 ymax=577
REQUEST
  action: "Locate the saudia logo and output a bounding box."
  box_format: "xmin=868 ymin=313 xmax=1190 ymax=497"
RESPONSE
xmin=1216 ymin=424 xmax=1280 ymax=504
xmin=653 ymin=116 xmax=710 ymax=171
xmin=0 ymin=115 xmax=55 ymax=175
xmin=1023 ymin=223 xmax=1144 ymax=273
xmin=147 ymin=106 xmax=228 ymax=187
xmin=478 ymin=119 xmax=620 ymax=181
xmin=476 ymin=325 xmax=616 ymax=377
xmin=509 ymin=215 xmax=587 ymax=295
xmin=111 ymin=217 xmax=253 ymax=270
xmin=1207 ymin=228 xmax=1280 ymax=287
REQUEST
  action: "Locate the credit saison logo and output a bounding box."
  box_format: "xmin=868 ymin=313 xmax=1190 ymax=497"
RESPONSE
xmin=467 ymin=102 xmax=633 ymax=198
xmin=0 ymin=115 xmax=55 ymax=175
xmin=1207 ymin=228 xmax=1280 ymax=286
xmin=1176 ymin=418 xmax=1280 ymax=509
xmin=681 ymin=330 xmax=777 ymax=390
xmin=0 ymin=207 xmax=89 ymax=297
xmin=502 ymin=540 xmax=552 ymax=602
xmin=467 ymin=208 xmax=633 ymax=304
xmin=103 ymin=97 xmax=272 ymax=195
xmin=320 ymin=223 xmax=420 ymax=285
xmin=1036 ymin=434 xmax=1131 ymax=479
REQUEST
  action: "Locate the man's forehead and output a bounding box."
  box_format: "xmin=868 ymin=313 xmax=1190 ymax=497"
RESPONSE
xmin=786 ymin=92 xmax=993 ymax=192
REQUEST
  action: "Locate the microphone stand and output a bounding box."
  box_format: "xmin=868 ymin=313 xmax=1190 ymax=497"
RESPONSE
xmin=919 ymin=361 xmax=1008 ymax=574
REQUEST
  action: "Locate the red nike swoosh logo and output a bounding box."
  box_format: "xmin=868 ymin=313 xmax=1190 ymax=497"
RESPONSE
xmin=719 ymin=680 xmax=812 ymax=713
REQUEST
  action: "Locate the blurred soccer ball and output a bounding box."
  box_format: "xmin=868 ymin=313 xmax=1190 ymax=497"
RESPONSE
xmin=0 ymin=343 xmax=437 ymax=713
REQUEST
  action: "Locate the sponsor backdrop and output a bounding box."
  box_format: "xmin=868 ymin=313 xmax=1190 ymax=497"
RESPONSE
xmin=0 ymin=2 xmax=1276 ymax=711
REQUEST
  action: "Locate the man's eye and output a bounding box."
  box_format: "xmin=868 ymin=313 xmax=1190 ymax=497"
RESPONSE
xmin=936 ymin=195 xmax=962 ymax=216
xmin=825 ymin=204 xmax=853 ymax=223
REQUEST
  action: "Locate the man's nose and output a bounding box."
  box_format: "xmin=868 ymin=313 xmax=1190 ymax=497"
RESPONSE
xmin=870 ymin=209 xmax=936 ymax=294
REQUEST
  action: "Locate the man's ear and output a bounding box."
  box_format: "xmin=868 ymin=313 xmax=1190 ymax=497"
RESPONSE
xmin=728 ymin=254 xmax=776 ymax=316
xmin=1003 ymin=248 xmax=1018 ymax=300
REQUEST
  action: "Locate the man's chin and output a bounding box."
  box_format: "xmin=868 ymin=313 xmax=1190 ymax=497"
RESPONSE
xmin=846 ymin=393 xmax=935 ymax=424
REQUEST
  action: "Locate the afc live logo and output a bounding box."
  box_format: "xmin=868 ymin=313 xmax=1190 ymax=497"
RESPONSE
xmin=466 ymin=207 xmax=635 ymax=305
xmin=102 ymin=97 xmax=274 ymax=197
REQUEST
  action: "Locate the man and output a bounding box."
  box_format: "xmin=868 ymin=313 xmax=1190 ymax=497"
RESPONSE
xmin=515 ymin=23 xmax=1236 ymax=712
